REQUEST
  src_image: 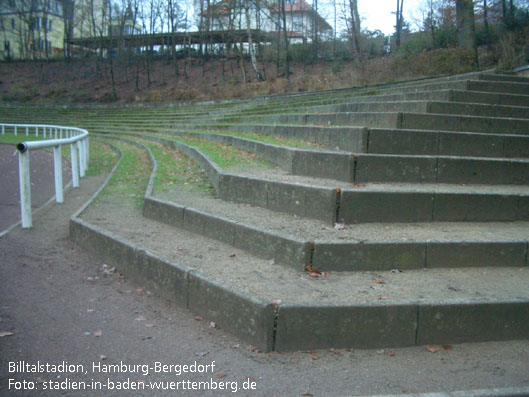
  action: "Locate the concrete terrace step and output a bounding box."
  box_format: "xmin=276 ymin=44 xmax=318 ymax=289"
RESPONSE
xmin=69 ymin=135 xmax=529 ymax=352
xmin=75 ymin=199 xmax=529 ymax=352
xmin=167 ymin=130 xmax=529 ymax=185
xmin=121 ymin=132 xmax=529 ymax=224
xmin=383 ymin=79 xmax=529 ymax=96
xmin=232 ymin=112 xmax=529 ymax=135
xmin=146 ymin=185 xmax=529 ymax=272
xmin=190 ymin=124 xmax=529 ymax=158
xmin=304 ymin=100 xmax=529 ymax=120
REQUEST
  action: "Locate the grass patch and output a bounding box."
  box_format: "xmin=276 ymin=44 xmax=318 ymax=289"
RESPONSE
xmin=96 ymin=139 xmax=151 ymax=207
xmin=86 ymin=141 xmax=119 ymax=177
xmin=170 ymin=135 xmax=275 ymax=170
xmin=135 ymin=138 xmax=214 ymax=195
xmin=180 ymin=130 xmax=323 ymax=149
xmin=0 ymin=133 xmax=45 ymax=145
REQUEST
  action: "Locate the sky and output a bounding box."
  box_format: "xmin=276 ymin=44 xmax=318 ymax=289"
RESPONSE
xmin=357 ymin=0 xmax=423 ymax=35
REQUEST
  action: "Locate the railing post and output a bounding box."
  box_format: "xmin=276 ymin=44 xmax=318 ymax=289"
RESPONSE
xmin=77 ymin=140 xmax=85 ymax=178
xmin=53 ymin=145 xmax=63 ymax=203
xmin=70 ymin=143 xmax=79 ymax=188
xmin=35 ymin=126 xmax=39 ymax=137
xmin=14 ymin=125 xmax=17 ymax=136
xmin=85 ymin=138 xmax=90 ymax=168
xmin=1 ymin=125 xmax=4 ymax=135
xmin=18 ymin=149 xmax=32 ymax=228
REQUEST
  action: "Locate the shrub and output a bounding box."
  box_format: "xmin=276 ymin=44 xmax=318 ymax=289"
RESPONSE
xmin=2 ymin=84 xmax=39 ymax=103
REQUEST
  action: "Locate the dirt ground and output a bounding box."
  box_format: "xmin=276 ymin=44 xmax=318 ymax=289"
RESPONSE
xmin=1 ymin=152 xmax=529 ymax=396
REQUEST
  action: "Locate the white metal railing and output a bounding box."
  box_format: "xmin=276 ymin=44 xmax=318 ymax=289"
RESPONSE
xmin=1 ymin=123 xmax=89 ymax=228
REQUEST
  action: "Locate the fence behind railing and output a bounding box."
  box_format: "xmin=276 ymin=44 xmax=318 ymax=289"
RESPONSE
xmin=1 ymin=123 xmax=89 ymax=228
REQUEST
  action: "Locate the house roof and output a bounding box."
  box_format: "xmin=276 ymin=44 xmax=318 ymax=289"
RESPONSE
xmin=270 ymin=0 xmax=332 ymax=31
xmin=204 ymin=0 xmax=332 ymax=32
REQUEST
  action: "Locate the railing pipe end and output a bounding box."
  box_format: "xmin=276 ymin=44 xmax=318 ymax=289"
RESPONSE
xmin=17 ymin=142 xmax=28 ymax=153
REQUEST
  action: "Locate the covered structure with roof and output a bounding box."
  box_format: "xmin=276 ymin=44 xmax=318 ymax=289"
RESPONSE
xmin=205 ymin=0 xmax=332 ymax=44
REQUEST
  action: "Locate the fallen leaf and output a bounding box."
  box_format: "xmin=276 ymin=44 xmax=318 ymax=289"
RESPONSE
xmin=93 ymin=330 xmax=102 ymax=337
xmin=302 ymin=394 xmax=314 ymax=397
xmin=442 ymin=345 xmax=453 ymax=351
xmin=386 ymin=350 xmax=396 ymax=356
xmin=229 ymin=254 xmax=236 ymax=258
xmin=145 ymin=324 xmax=154 ymax=328
xmin=194 ymin=316 xmax=203 ymax=321
xmin=377 ymin=296 xmax=389 ymax=300
xmin=373 ymin=279 xmax=386 ymax=285
xmin=0 ymin=331 xmax=14 ymax=337
xmin=135 ymin=315 xmax=146 ymax=322
xmin=426 ymin=345 xmax=441 ymax=353
xmin=216 ymin=372 xmax=226 ymax=378
xmin=232 ymin=344 xmax=240 ymax=349
xmin=391 ymin=269 xmax=403 ymax=274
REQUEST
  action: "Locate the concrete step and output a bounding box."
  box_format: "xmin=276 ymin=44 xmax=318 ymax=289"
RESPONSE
xmin=71 ymin=131 xmax=529 ymax=352
xmin=145 ymin=184 xmax=529 ymax=272
xmin=320 ymin=100 xmax=529 ymax=119
xmin=74 ymin=198 xmax=529 ymax=352
xmin=251 ymin=112 xmax=529 ymax=135
xmin=128 ymin=131 xmax=529 ymax=224
xmin=194 ymin=123 xmax=529 ymax=156
xmin=478 ymin=72 xmax=529 ymax=83
xmin=384 ymin=79 xmax=529 ymax=96
xmin=177 ymin=130 xmax=529 ymax=185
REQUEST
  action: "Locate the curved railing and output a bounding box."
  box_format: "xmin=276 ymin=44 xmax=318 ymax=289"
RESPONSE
xmin=1 ymin=123 xmax=89 ymax=228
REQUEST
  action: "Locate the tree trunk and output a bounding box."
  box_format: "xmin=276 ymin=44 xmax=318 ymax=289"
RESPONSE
xmin=456 ymin=0 xmax=476 ymax=50
xmin=483 ymin=0 xmax=491 ymax=51
xmin=396 ymin=0 xmax=404 ymax=47
xmin=280 ymin=0 xmax=290 ymax=79
xmin=244 ymin=0 xmax=264 ymax=81
xmin=348 ymin=0 xmax=361 ymax=58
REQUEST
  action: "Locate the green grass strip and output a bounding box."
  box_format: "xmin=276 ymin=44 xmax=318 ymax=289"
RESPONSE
xmin=133 ymin=137 xmax=214 ymax=195
xmin=95 ymin=139 xmax=151 ymax=207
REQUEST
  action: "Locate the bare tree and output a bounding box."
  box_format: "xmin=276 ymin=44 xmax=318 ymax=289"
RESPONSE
xmin=279 ymin=0 xmax=290 ymax=78
xmin=482 ymin=0 xmax=491 ymax=50
xmin=455 ymin=0 xmax=477 ymax=65
xmin=455 ymin=0 xmax=476 ymax=50
xmin=244 ymin=0 xmax=264 ymax=80
xmin=343 ymin=0 xmax=361 ymax=58
xmin=395 ymin=0 xmax=404 ymax=47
